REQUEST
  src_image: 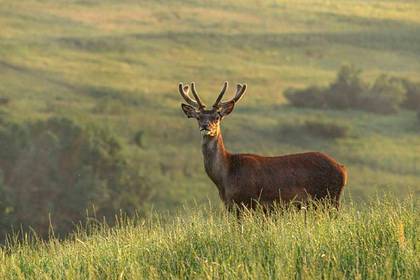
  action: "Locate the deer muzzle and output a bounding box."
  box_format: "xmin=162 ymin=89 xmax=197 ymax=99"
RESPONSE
xmin=200 ymin=128 xmax=212 ymax=136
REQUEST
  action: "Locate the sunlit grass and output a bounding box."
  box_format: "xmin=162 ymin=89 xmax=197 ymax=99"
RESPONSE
xmin=0 ymin=197 xmax=417 ymax=279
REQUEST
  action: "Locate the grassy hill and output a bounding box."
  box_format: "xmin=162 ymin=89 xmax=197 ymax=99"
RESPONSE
xmin=0 ymin=197 xmax=417 ymax=279
xmin=0 ymin=1 xmax=419 ymax=277
xmin=0 ymin=0 xmax=419 ymax=210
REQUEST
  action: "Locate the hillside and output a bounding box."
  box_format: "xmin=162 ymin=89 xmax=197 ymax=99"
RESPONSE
xmin=0 ymin=198 xmax=418 ymax=279
xmin=0 ymin=0 xmax=419 ymax=213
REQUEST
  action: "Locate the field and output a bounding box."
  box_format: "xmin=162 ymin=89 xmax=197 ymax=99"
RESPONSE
xmin=0 ymin=0 xmax=419 ymax=209
xmin=0 ymin=197 xmax=418 ymax=279
xmin=0 ymin=0 xmax=419 ymax=278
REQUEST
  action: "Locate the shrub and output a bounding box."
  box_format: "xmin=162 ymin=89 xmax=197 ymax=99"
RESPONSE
xmin=303 ymin=120 xmax=349 ymax=139
xmin=401 ymin=79 xmax=420 ymax=110
xmin=361 ymin=75 xmax=406 ymax=114
xmin=0 ymin=117 xmax=151 ymax=239
xmin=325 ymin=64 xmax=367 ymax=109
xmin=284 ymin=65 xmax=412 ymax=114
xmin=284 ymin=86 xmax=327 ymax=108
xmin=284 ymin=65 xmax=367 ymax=110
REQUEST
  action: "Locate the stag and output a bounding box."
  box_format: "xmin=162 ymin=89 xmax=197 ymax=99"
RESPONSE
xmin=179 ymin=82 xmax=347 ymax=211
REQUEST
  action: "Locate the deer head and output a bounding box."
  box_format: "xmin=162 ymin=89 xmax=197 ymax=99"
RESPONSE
xmin=179 ymin=82 xmax=247 ymax=137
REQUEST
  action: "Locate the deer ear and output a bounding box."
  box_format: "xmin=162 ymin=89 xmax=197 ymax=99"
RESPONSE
xmin=219 ymin=100 xmax=235 ymax=117
xmin=181 ymin=103 xmax=198 ymax=118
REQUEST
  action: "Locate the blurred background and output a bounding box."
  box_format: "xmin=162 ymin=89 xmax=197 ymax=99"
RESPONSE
xmin=0 ymin=0 xmax=419 ymax=239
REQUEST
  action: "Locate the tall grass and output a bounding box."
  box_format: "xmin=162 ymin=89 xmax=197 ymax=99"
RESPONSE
xmin=0 ymin=197 xmax=417 ymax=279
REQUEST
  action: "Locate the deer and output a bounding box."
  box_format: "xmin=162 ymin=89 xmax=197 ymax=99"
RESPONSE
xmin=179 ymin=81 xmax=347 ymax=212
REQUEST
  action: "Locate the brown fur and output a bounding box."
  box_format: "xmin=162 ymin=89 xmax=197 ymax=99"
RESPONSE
xmin=202 ymin=132 xmax=347 ymax=211
xmin=179 ymin=82 xmax=348 ymax=212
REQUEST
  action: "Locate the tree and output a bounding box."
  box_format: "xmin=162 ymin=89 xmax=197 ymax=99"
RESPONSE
xmin=0 ymin=117 xmax=150 ymax=240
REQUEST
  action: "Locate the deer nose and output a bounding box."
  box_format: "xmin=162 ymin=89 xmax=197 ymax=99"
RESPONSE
xmin=201 ymin=122 xmax=210 ymax=130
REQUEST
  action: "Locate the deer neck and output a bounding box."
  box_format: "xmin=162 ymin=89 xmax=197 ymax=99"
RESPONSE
xmin=201 ymin=127 xmax=230 ymax=194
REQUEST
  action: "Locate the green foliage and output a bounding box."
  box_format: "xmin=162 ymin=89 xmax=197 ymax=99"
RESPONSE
xmin=326 ymin=65 xmax=367 ymax=109
xmin=285 ymin=66 xmax=413 ymax=114
xmin=0 ymin=198 xmax=417 ymax=279
xmin=361 ymin=75 xmax=406 ymax=114
xmin=0 ymin=117 xmax=151 ymax=239
xmin=401 ymin=79 xmax=420 ymax=110
xmin=284 ymin=86 xmax=328 ymax=108
xmin=285 ymin=65 xmax=367 ymax=110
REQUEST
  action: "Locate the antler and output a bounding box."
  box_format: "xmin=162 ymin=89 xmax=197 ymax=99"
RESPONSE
xmin=213 ymin=83 xmax=247 ymax=107
xmin=212 ymin=81 xmax=228 ymax=108
xmin=190 ymin=82 xmax=206 ymax=109
xmin=179 ymin=83 xmax=200 ymax=108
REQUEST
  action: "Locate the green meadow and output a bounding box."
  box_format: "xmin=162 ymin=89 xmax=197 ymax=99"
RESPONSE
xmin=1 ymin=0 xmax=418 ymax=208
xmin=0 ymin=198 xmax=418 ymax=279
xmin=0 ymin=0 xmax=419 ymax=277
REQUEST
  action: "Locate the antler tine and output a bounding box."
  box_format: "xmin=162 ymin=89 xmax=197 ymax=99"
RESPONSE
xmin=212 ymin=81 xmax=228 ymax=108
xmin=191 ymin=82 xmax=206 ymax=109
xmin=220 ymin=83 xmax=247 ymax=106
xmin=178 ymin=83 xmax=199 ymax=107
